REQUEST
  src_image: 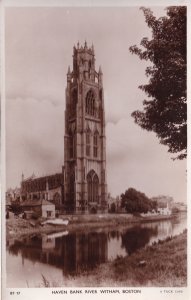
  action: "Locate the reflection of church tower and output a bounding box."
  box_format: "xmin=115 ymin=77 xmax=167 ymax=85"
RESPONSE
xmin=64 ymin=42 xmax=107 ymax=213
xmin=62 ymin=232 xmax=108 ymax=275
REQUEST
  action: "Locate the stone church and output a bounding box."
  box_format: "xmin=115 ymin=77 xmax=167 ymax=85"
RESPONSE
xmin=20 ymin=42 xmax=108 ymax=214
xmin=64 ymin=42 xmax=107 ymax=213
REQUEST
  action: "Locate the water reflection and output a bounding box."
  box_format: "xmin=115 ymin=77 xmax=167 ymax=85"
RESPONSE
xmin=6 ymin=213 xmax=187 ymax=287
xmin=8 ymin=232 xmax=108 ymax=275
xmin=7 ymin=226 xmax=159 ymax=276
xmin=121 ymin=226 xmax=158 ymax=255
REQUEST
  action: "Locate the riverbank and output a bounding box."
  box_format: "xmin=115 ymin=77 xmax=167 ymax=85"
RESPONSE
xmin=6 ymin=213 xmax=176 ymax=239
xmin=39 ymin=230 xmax=187 ymax=287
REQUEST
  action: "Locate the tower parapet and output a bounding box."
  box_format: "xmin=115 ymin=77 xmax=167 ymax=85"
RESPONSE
xmin=67 ymin=41 xmax=101 ymax=84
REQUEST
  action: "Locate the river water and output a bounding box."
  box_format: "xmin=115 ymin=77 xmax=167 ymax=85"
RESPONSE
xmin=6 ymin=212 xmax=187 ymax=287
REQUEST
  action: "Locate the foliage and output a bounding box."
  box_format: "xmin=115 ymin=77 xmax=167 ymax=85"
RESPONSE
xmin=121 ymin=188 xmax=157 ymax=213
xmin=11 ymin=202 xmax=22 ymax=215
xmin=41 ymin=274 xmax=51 ymax=287
xmin=129 ymin=6 xmax=187 ymax=159
xmin=110 ymin=202 xmax=116 ymax=213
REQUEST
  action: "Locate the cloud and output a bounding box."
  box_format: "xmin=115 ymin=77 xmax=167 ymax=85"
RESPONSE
xmin=6 ymin=97 xmax=64 ymax=186
xmin=106 ymin=118 xmax=187 ymax=201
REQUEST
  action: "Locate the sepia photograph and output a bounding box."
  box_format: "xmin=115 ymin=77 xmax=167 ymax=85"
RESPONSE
xmin=2 ymin=0 xmax=188 ymax=296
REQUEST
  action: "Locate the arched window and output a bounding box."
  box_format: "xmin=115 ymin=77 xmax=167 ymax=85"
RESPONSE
xmin=87 ymin=170 xmax=99 ymax=203
xmin=93 ymin=132 xmax=99 ymax=158
xmin=86 ymin=90 xmax=95 ymax=116
xmin=86 ymin=128 xmax=91 ymax=157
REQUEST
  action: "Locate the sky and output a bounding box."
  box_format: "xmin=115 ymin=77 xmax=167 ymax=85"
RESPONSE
xmin=5 ymin=6 xmax=187 ymax=202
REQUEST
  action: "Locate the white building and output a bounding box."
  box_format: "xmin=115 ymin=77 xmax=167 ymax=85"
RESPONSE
xmin=157 ymin=201 xmax=171 ymax=215
xmin=152 ymin=195 xmax=173 ymax=216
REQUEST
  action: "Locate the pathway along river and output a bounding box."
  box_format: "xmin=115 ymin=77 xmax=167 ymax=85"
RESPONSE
xmin=6 ymin=212 xmax=186 ymax=287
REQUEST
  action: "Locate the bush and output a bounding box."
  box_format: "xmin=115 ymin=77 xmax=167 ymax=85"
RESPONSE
xmin=11 ymin=203 xmax=22 ymax=215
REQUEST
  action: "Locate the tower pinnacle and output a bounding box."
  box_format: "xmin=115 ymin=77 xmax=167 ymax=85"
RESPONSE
xmin=67 ymin=66 xmax=71 ymax=75
xmin=91 ymin=43 xmax=94 ymax=54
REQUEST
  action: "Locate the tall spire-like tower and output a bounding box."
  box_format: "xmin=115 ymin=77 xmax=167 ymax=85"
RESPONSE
xmin=64 ymin=42 xmax=107 ymax=213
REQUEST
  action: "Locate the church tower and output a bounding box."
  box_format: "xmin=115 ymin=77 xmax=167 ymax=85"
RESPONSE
xmin=64 ymin=42 xmax=107 ymax=213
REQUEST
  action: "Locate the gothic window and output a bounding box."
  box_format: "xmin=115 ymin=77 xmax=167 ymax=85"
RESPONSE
xmin=81 ymin=58 xmax=84 ymax=65
xmin=93 ymin=132 xmax=99 ymax=158
xmin=69 ymin=132 xmax=76 ymax=158
xmin=86 ymin=130 xmax=91 ymax=157
xmin=87 ymin=175 xmax=92 ymax=202
xmin=86 ymin=89 xmax=96 ymax=116
xmin=87 ymin=170 xmax=99 ymax=203
xmin=88 ymin=60 xmax=92 ymax=76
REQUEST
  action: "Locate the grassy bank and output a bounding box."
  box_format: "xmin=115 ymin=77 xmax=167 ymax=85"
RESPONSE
xmin=6 ymin=213 xmax=176 ymax=239
xmin=38 ymin=231 xmax=187 ymax=287
xmin=104 ymin=230 xmax=187 ymax=287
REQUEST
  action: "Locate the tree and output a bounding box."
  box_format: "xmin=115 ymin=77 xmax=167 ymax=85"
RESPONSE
xmin=110 ymin=202 xmax=116 ymax=213
xmin=121 ymin=188 xmax=157 ymax=214
xmin=129 ymin=6 xmax=187 ymax=159
xmin=11 ymin=202 xmax=22 ymax=215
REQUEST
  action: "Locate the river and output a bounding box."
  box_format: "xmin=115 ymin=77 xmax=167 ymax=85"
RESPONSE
xmin=6 ymin=212 xmax=187 ymax=287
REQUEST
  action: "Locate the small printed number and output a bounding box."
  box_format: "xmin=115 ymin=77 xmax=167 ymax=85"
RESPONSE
xmin=10 ymin=291 xmax=20 ymax=295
